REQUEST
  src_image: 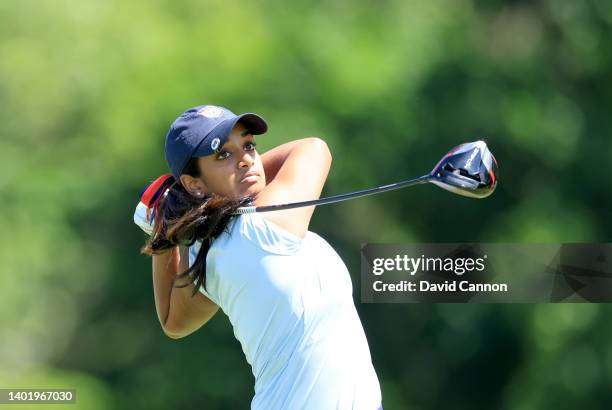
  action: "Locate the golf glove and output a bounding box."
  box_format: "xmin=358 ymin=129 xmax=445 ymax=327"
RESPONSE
xmin=134 ymin=174 xmax=175 ymax=236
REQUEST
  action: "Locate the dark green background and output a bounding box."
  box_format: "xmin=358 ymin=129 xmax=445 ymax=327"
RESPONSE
xmin=2 ymin=0 xmax=612 ymax=409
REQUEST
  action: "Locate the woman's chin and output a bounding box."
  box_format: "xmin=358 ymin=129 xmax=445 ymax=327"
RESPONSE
xmin=242 ymin=183 xmax=264 ymax=199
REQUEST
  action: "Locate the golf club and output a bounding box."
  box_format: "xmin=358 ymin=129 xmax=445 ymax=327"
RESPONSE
xmin=235 ymin=140 xmax=498 ymax=214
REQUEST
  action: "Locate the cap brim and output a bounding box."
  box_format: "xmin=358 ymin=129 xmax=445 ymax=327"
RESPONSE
xmin=236 ymin=113 xmax=268 ymax=135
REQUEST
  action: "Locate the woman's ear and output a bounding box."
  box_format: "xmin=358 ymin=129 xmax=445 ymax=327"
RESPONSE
xmin=179 ymin=174 xmax=208 ymax=198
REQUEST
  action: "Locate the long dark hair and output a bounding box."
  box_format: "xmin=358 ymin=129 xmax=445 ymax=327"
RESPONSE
xmin=140 ymin=157 xmax=251 ymax=296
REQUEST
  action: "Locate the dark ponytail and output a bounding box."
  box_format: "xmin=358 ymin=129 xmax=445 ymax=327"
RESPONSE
xmin=140 ymin=158 xmax=251 ymax=296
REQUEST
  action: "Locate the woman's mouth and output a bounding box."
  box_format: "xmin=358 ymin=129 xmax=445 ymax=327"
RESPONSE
xmin=240 ymin=171 xmax=259 ymax=184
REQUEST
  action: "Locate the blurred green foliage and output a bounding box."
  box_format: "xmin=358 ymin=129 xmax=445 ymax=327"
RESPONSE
xmin=1 ymin=0 xmax=612 ymax=409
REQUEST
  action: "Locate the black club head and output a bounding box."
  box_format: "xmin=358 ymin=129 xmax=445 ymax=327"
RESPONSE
xmin=429 ymin=140 xmax=498 ymax=199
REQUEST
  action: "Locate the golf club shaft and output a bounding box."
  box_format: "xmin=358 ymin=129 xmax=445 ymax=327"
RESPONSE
xmin=236 ymin=175 xmax=431 ymax=214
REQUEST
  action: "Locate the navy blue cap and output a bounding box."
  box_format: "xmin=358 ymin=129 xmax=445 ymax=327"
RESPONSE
xmin=164 ymin=105 xmax=268 ymax=180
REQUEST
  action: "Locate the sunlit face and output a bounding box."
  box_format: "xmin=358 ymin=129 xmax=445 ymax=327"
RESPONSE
xmin=192 ymin=122 xmax=266 ymax=200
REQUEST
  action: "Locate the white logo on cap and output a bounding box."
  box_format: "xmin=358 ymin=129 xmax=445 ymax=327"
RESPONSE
xmin=197 ymin=105 xmax=224 ymax=118
xmin=211 ymin=138 xmax=221 ymax=151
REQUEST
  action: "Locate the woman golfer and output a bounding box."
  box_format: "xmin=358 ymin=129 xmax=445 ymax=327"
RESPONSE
xmin=135 ymin=105 xmax=382 ymax=409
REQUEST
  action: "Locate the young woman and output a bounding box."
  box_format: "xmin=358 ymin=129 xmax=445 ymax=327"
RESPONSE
xmin=135 ymin=105 xmax=383 ymax=409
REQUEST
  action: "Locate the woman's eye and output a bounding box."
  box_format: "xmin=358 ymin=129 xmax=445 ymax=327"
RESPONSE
xmin=216 ymin=142 xmax=256 ymax=160
xmin=216 ymin=151 xmax=230 ymax=160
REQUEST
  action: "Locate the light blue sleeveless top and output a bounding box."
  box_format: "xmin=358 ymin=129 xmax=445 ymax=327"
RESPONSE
xmin=189 ymin=213 xmax=382 ymax=410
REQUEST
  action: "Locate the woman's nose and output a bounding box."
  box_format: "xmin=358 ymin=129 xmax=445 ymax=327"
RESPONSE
xmin=239 ymin=153 xmax=254 ymax=168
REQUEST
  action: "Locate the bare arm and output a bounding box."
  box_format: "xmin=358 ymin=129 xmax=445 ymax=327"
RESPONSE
xmin=255 ymin=137 xmax=332 ymax=238
xmin=260 ymin=139 xmax=306 ymax=183
xmin=152 ymin=246 xmax=219 ymax=339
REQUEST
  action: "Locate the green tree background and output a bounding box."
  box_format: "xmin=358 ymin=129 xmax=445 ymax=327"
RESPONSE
xmin=2 ymin=0 xmax=612 ymax=409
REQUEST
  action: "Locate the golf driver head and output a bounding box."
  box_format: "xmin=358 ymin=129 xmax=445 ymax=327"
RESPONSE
xmin=429 ymin=140 xmax=498 ymax=199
